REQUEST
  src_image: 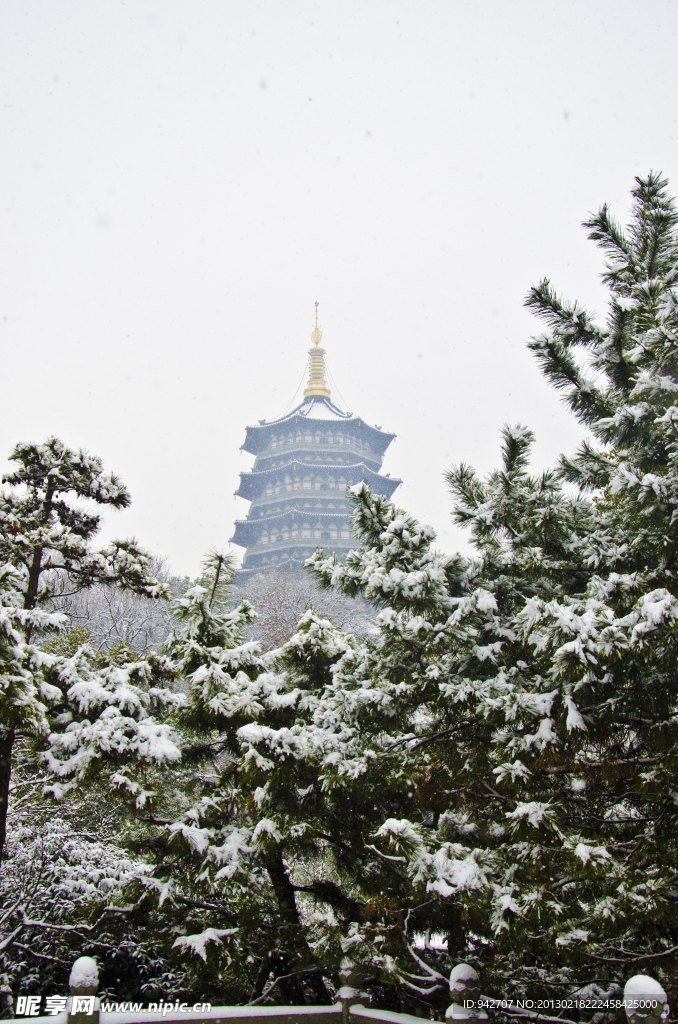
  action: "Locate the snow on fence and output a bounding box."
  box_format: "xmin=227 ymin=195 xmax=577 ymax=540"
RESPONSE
xmin=15 ymin=958 xmax=669 ymax=1024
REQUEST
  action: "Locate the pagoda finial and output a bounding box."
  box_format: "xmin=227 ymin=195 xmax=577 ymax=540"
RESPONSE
xmin=304 ymin=302 xmax=331 ymax=398
xmin=311 ymin=300 xmax=322 ymax=347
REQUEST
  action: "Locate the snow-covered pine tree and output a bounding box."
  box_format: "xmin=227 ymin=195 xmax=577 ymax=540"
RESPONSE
xmin=303 ymin=173 xmax=678 ymax=1009
xmin=0 ymin=437 xmax=168 ymax=864
xmin=41 ymin=643 xmax=183 ymax=808
xmin=0 ymin=564 xmax=65 ymax=863
xmin=514 ymin=171 xmax=678 ymax=990
xmin=129 ymin=553 xmax=371 ymax=1006
xmin=116 ymin=552 xmax=281 ymax=1005
xmin=305 ymin=443 xmax=594 ymax=1013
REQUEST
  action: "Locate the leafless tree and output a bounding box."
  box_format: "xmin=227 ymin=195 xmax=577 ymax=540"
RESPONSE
xmin=48 ymin=558 xmax=188 ymax=653
xmin=237 ymin=566 xmax=376 ymax=650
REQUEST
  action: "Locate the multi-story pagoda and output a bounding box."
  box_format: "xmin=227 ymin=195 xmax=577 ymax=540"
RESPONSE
xmin=231 ymin=311 xmax=401 ymax=574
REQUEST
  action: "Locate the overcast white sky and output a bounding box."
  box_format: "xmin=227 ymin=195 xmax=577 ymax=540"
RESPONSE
xmin=1 ymin=0 xmax=677 ymax=577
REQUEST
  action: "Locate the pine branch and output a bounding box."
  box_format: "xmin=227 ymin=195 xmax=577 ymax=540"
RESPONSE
xmin=363 ymin=843 xmax=407 ymax=864
xmin=405 ymin=942 xmax=446 ymax=981
xmin=527 ymin=334 xmax=611 ymax=427
xmin=385 ymin=721 xmax=474 ymax=751
xmin=525 ymin=280 xmax=600 ymax=348
xmin=588 ymin=943 xmax=678 ymax=963
xmin=12 ymin=943 xmax=66 ymax=964
xmin=557 ymin=441 xmax=612 ymax=490
xmin=0 ymin=924 xmax=23 ymax=952
xmin=583 ymin=203 xmax=633 ymax=276
xmin=18 ymin=908 xmax=94 ymax=933
xmin=247 ymin=965 xmax=326 ymax=1006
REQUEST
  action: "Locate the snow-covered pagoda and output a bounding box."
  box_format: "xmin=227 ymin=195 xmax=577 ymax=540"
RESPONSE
xmin=231 ymin=313 xmax=401 ymax=574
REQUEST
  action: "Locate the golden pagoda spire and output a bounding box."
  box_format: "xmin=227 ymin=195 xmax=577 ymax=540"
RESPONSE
xmin=303 ymin=301 xmax=331 ymax=398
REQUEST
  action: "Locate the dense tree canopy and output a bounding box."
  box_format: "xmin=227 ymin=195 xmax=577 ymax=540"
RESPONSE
xmin=2 ymin=174 xmax=678 ymax=1018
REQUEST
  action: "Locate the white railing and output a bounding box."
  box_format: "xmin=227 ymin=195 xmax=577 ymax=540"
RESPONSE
xmin=10 ymin=958 xmax=669 ymax=1024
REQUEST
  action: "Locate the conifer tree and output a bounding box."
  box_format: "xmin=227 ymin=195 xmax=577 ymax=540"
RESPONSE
xmin=14 ymin=173 xmax=678 ymax=1013
xmin=302 ymin=175 xmax=678 ymax=1006
xmin=0 ymin=438 xmax=167 ymax=864
xmin=128 ymin=552 xmax=350 ymax=1005
xmin=306 ymin=458 xmax=593 ymax=1010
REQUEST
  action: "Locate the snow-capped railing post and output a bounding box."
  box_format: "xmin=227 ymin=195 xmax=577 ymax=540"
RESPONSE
xmin=446 ymin=965 xmax=487 ymax=1021
xmin=338 ymin=962 xmax=365 ymax=1024
xmin=67 ymin=957 xmax=100 ymax=1024
xmin=624 ymin=975 xmax=669 ymax=1024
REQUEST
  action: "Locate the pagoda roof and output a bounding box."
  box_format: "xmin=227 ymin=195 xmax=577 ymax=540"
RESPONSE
xmin=241 ymin=395 xmax=395 ymax=456
xmin=235 ymin=461 xmax=401 ymax=501
xmin=231 ymin=507 xmax=356 ymax=546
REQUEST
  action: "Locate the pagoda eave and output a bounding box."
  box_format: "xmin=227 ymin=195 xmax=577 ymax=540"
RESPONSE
xmin=240 ymin=398 xmax=395 ymax=456
xmin=235 ymin=465 xmax=400 ymax=501
xmin=231 ymin=507 xmax=361 ymax=546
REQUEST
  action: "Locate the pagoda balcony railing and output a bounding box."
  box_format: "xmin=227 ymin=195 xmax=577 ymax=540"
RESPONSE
xmin=250 ymin=491 xmax=352 ymax=508
xmin=255 ymin=535 xmax=355 ymax=549
xmin=259 ymin=441 xmax=382 ymax=464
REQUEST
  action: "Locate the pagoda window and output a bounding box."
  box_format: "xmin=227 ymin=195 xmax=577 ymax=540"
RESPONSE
xmin=260 ymin=532 xmax=269 ymax=545
xmin=303 ymin=478 xmax=312 ymax=490
xmin=305 ymin=432 xmax=312 ymax=443
xmin=282 ymin=528 xmax=290 ymax=540
xmin=313 ymin=527 xmax=321 ymax=538
xmin=265 ymin=485 xmax=273 ymax=497
xmin=301 ymin=526 xmax=311 ymax=538
xmin=329 ymin=526 xmax=338 ymax=539
xmin=328 ymin=477 xmax=336 ymax=490
xmin=339 ymin=477 xmax=347 ymax=490
xmin=291 ymin=527 xmax=299 ymax=538
xmin=314 ymin=480 xmax=322 ymax=491
xmin=340 ymin=528 xmax=351 ymax=539
xmin=321 ymin=531 xmax=330 ymax=541
xmin=293 ymin=478 xmax=301 ymax=490
xmin=274 ymin=483 xmax=281 ymax=494
xmin=271 ymin=438 xmax=278 ymax=449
